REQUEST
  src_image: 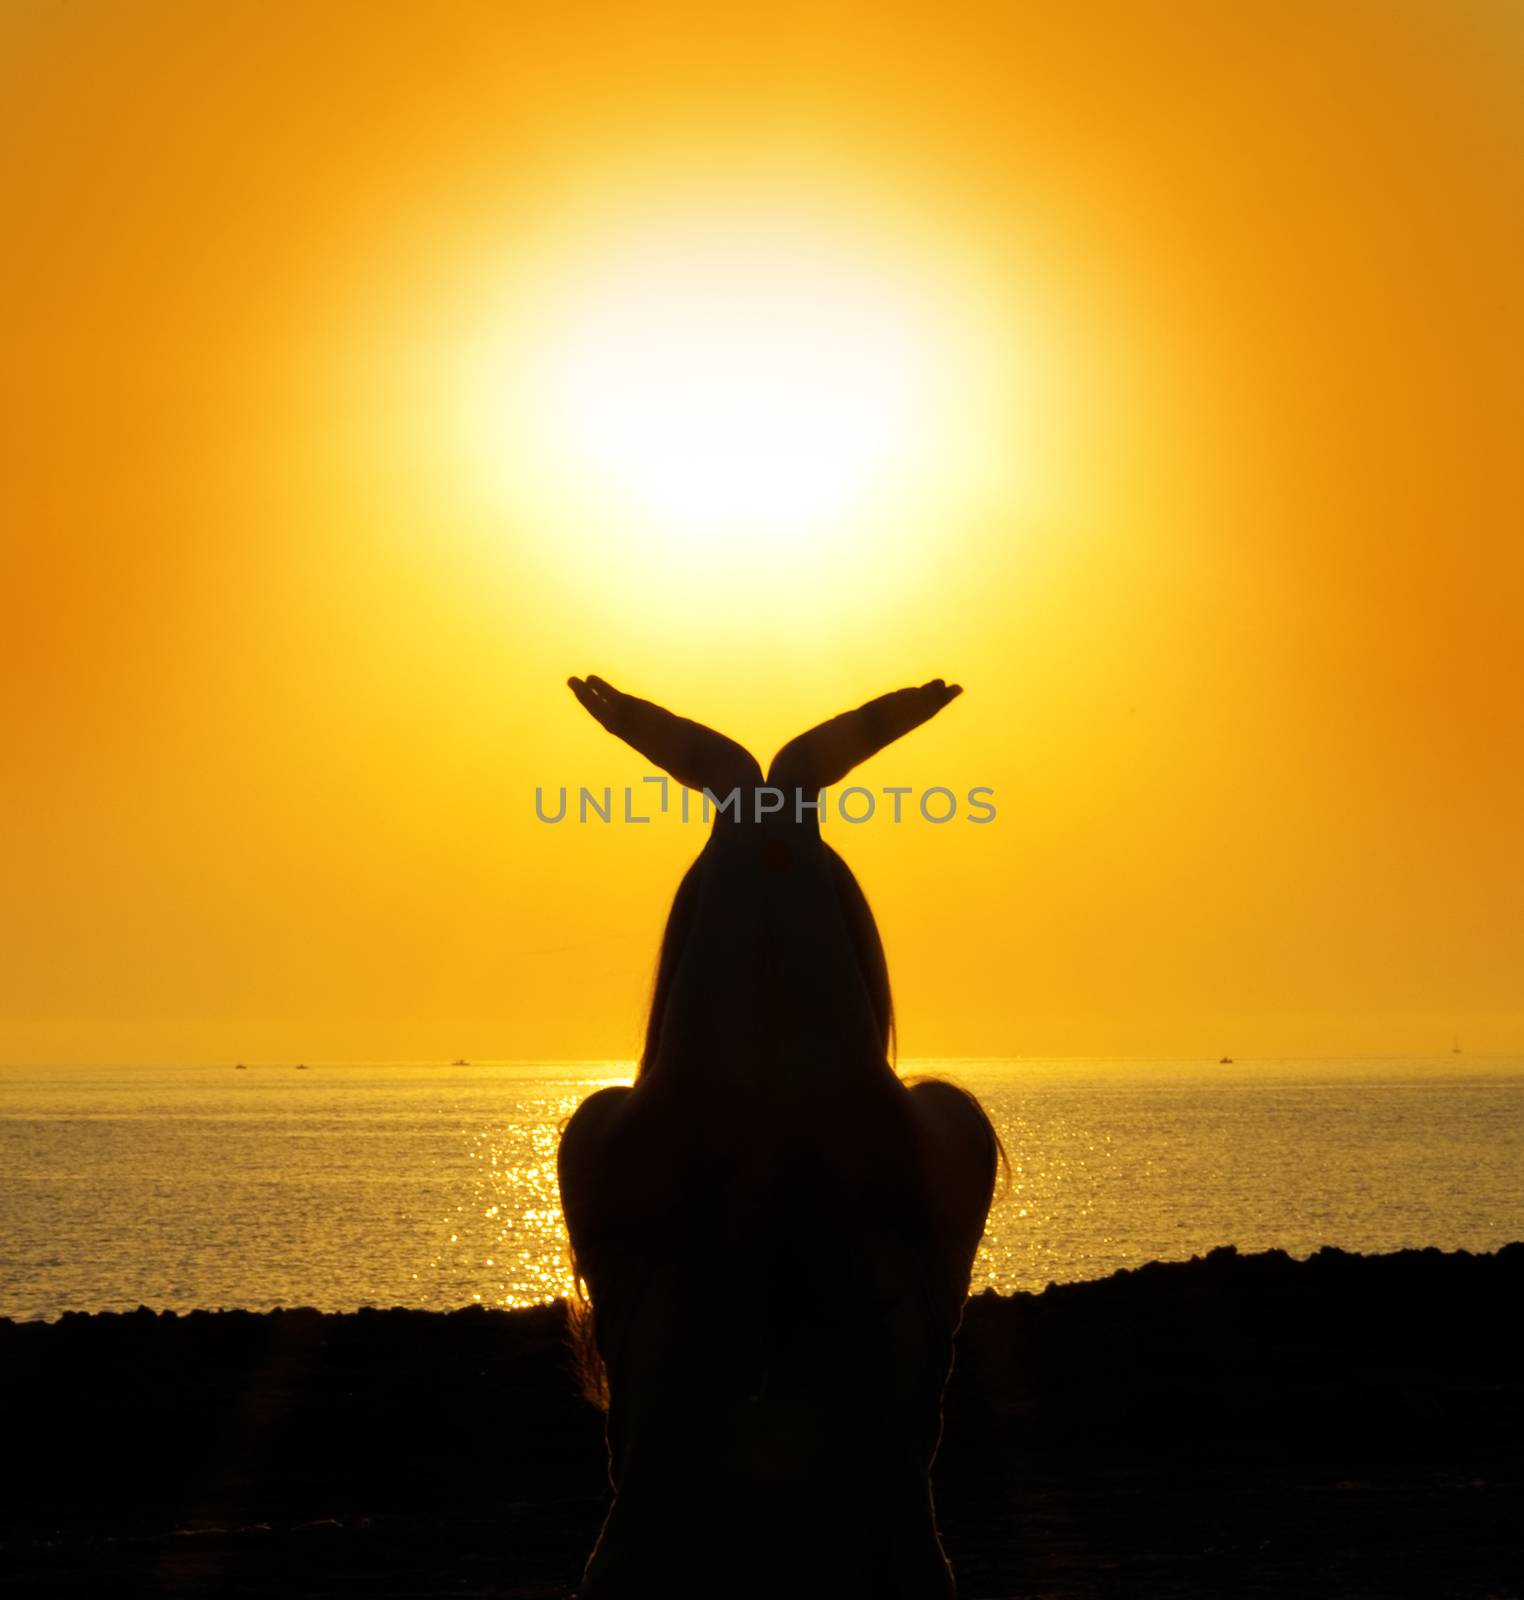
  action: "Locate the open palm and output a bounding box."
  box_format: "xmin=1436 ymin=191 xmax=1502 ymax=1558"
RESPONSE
xmin=569 ymin=674 xmax=962 ymax=801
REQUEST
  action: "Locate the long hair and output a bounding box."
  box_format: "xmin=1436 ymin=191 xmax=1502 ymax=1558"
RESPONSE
xmin=567 ymin=842 xmax=900 ymax=1407
xmin=638 ymin=842 xmax=896 ymax=1077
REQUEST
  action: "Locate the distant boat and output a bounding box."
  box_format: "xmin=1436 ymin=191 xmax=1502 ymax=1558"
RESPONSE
xmin=295 ymin=1062 xmax=309 ymax=1070
xmin=1219 ymin=1056 xmax=1233 ymax=1064
xmin=1452 ymin=1036 xmax=1462 ymax=1054
xmin=451 ymin=1058 xmax=470 ymax=1066
xmin=234 ymin=1063 xmax=247 ymax=1070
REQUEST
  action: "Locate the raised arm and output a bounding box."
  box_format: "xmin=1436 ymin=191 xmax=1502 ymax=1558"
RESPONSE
xmin=768 ymin=679 xmax=962 ymax=798
xmin=748 ymin=680 xmax=964 ymax=1072
xmin=566 ymin=674 xmax=963 ymax=1087
xmin=568 ymin=675 xmax=761 ymax=795
xmin=566 ymin=676 xmax=773 ymax=1084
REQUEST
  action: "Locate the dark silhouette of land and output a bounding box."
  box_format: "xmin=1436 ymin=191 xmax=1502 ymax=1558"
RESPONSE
xmin=3 ymin=1244 xmax=1521 ymax=1597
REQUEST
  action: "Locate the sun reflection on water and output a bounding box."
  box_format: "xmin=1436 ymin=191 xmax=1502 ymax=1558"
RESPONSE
xmin=2 ymin=1059 xmax=1521 ymax=1320
xmin=425 ymin=1077 xmax=629 ymax=1309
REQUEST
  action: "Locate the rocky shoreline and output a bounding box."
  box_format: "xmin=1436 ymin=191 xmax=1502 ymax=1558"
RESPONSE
xmin=4 ymin=1244 xmax=1521 ymax=1597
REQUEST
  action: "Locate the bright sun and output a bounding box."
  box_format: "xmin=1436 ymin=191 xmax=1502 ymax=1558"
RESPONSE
xmin=453 ymin=187 xmax=1023 ymax=616
xmin=528 ymin=219 xmax=940 ymax=547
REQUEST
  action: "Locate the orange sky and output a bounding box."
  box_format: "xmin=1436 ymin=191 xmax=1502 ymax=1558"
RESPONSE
xmin=4 ymin=1 xmax=1522 ymax=1065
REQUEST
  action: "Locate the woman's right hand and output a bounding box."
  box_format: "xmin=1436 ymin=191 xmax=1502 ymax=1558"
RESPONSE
xmin=767 ymin=680 xmax=963 ymax=794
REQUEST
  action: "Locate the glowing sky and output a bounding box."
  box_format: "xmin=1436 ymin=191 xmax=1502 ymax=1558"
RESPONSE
xmin=3 ymin=1 xmax=1522 ymax=1064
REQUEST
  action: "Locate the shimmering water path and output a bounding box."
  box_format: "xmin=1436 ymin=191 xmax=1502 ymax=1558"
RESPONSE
xmin=3 ymin=1058 xmax=1520 ymax=1321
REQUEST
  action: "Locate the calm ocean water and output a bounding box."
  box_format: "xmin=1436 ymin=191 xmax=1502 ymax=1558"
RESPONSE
xmin=2 ymin=1059 xmax=1521 ymax=1322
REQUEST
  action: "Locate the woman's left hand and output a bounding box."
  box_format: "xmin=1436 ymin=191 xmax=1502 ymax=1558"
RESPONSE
xmin=569 ymin=675 xmax=763 ymax=795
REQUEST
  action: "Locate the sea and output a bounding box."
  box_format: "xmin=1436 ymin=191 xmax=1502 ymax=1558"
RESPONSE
xmin=2 ymin=1058 xmax=1521 ymax=1323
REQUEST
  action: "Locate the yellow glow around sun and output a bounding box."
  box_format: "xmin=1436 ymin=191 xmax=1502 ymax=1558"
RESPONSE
xmin=451 ymin=185 xmax=1026 ymax=616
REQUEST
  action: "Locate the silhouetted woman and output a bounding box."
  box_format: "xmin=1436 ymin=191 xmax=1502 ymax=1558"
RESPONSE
xmin=558 ymin=676 xmax=999 ymax=1598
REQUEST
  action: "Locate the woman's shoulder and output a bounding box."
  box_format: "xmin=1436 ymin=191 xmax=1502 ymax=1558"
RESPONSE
xmin=558 ymin=1080 xmax=704 ymax=1218
xmin=559 ymin=1081 xmax=633 ymax=1152
xmin=557 ymin=1085 xmax=635 ymax=1212
xmin=904 ymin=1076 xmax=996 ymax=1143
xmin=903 ymin=1077 xmax=1002 ymax=1288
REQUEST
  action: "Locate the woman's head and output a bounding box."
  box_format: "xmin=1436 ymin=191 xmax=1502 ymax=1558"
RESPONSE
xmin=640 ymin=842 xmax=895 ymax=1077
